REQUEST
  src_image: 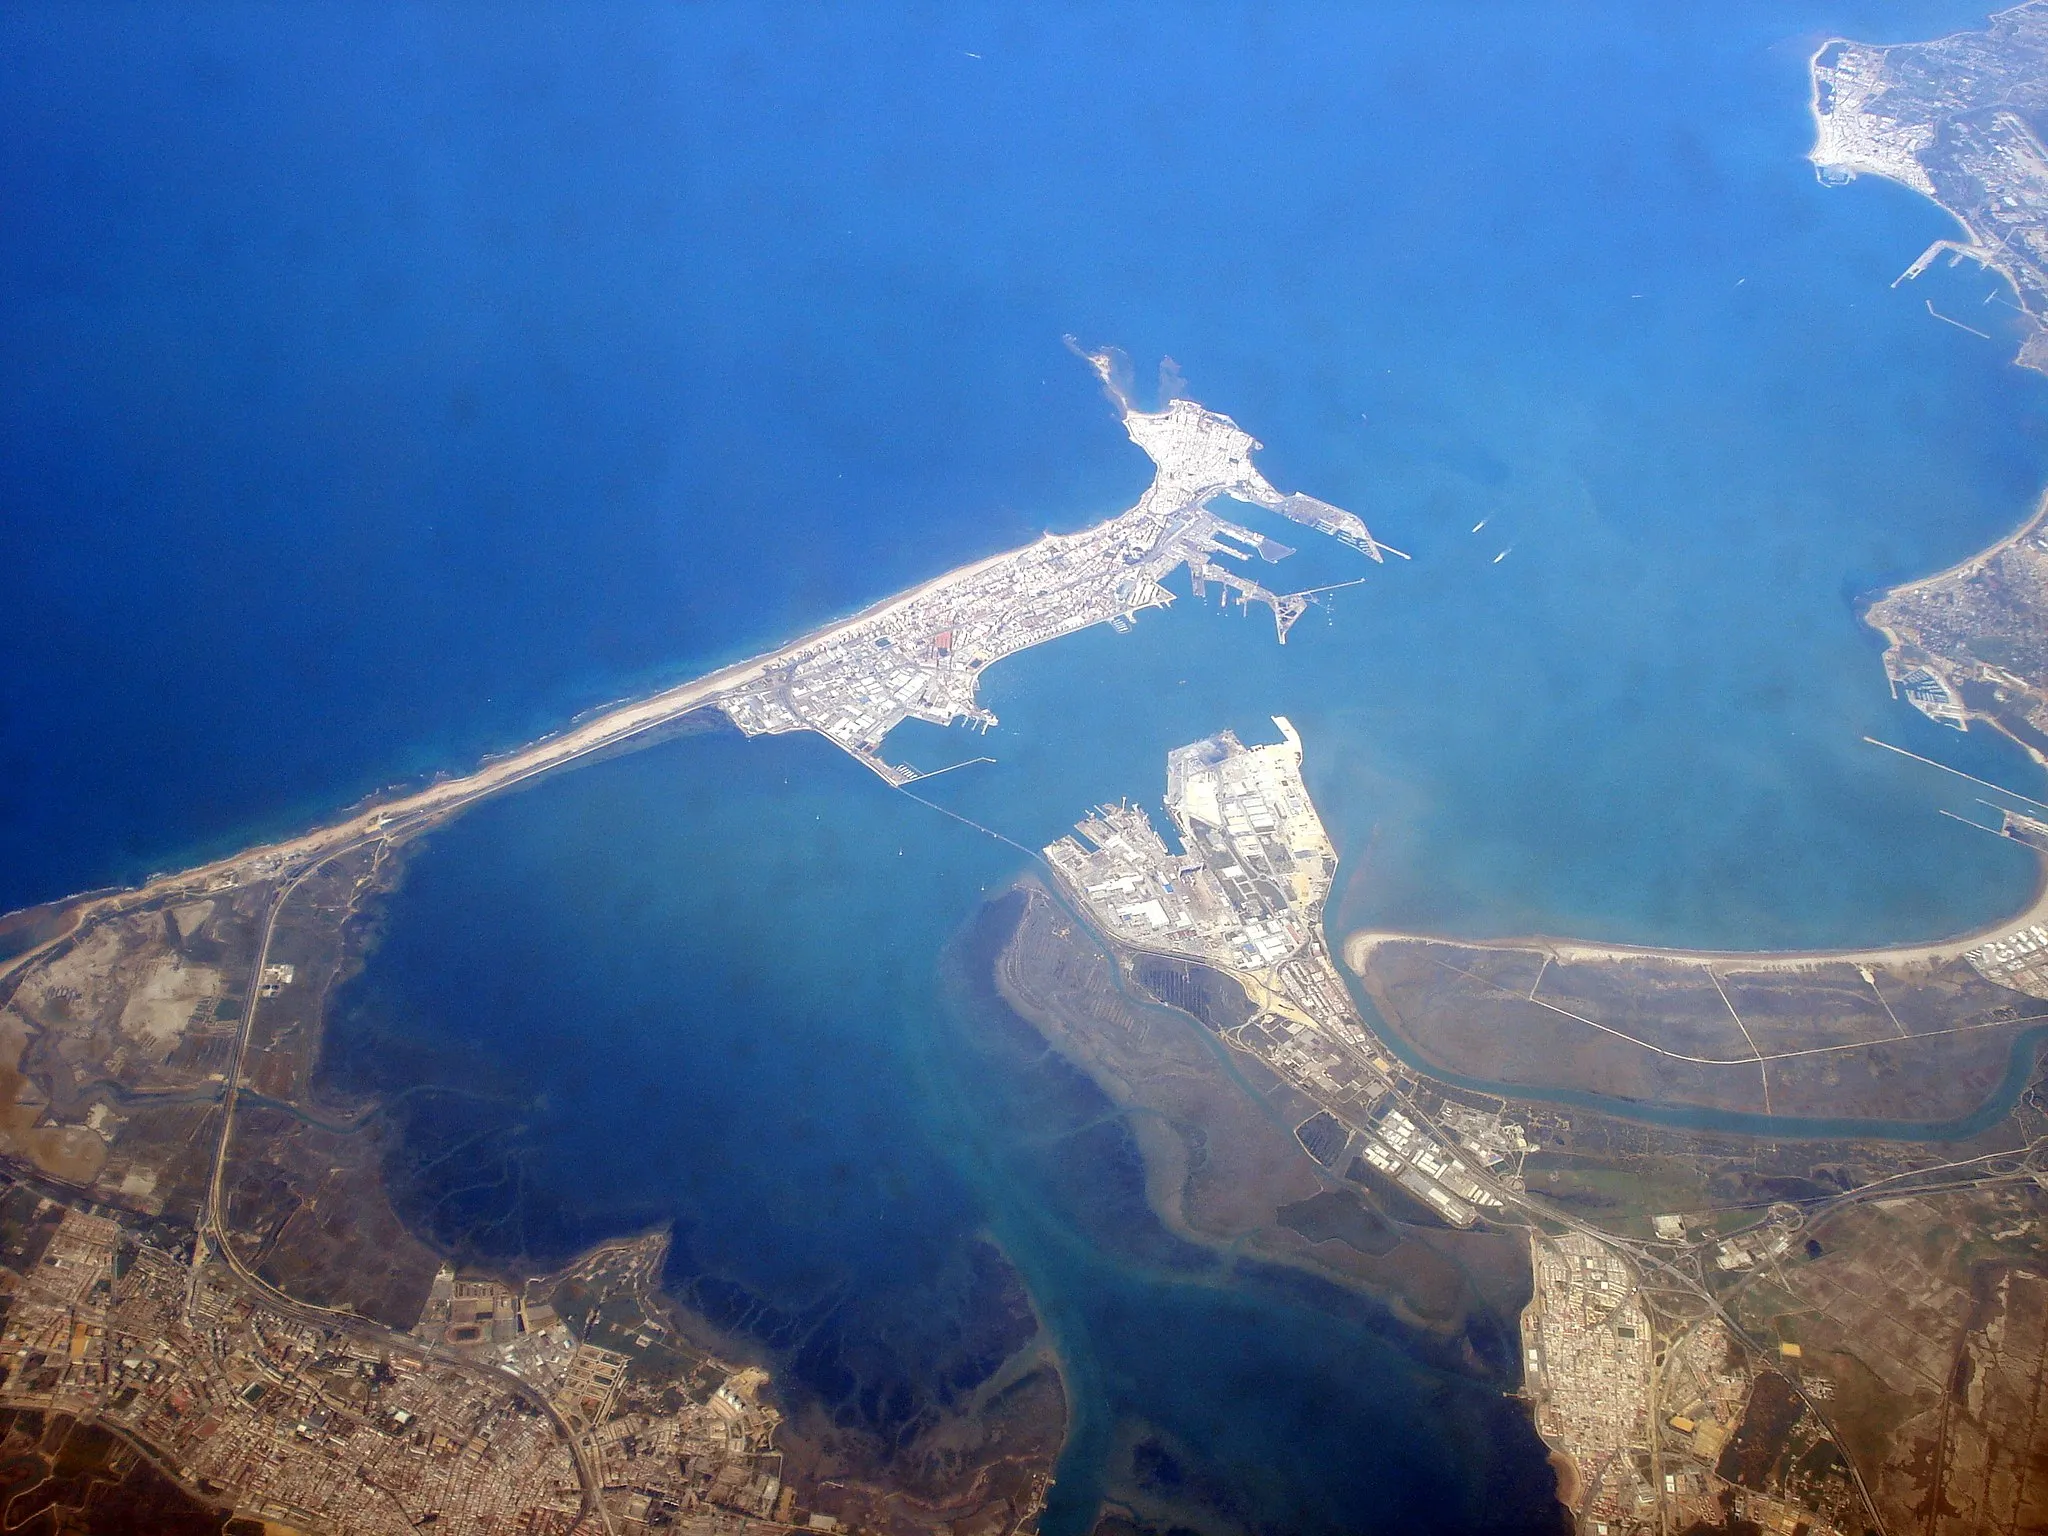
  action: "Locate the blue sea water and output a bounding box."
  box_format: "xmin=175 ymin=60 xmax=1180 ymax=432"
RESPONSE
xmin=6 ymin=1 xmax=2047 ymax=930
xmin=323 ymin=733 xmax=1562 ymax=1533
xmin=11 ymin=2 xmax=2048 ymax=1529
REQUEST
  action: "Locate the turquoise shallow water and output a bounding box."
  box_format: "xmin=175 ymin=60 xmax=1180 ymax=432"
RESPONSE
xmin=324 ymin=732 xmax=1565 ymax=1534
xmin=15 ymin=3 xmax=2048 ymax=1530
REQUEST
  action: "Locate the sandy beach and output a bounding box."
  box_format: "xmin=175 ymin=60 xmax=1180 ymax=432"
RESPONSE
xmin=1343 ymin=845 xmax=2048 ymax=980
xmin=0 ymin=536 xmax=1038 ymax=982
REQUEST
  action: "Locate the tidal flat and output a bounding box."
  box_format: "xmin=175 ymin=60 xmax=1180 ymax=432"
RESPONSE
xmin=319 ymin=729 xmax=1568 ymax=1534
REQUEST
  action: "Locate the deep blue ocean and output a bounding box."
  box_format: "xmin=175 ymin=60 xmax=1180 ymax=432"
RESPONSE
xmin=10 ymin=4 xmax=2048 ymax=1531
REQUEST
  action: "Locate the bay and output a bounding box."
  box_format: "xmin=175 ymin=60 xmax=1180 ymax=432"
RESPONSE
xmin=13 ymin=4 xmax=2048 ymax=1529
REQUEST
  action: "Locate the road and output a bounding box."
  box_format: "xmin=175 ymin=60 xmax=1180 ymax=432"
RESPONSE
xmin=194 ymin=828 xmax=622 ymax=1536
xmin=1253 ymin=967 xmax=2048 ymax=1536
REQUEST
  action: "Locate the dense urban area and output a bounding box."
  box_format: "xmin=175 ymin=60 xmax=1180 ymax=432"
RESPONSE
xmin=714 ymin=348 xmax=1386 ymax=785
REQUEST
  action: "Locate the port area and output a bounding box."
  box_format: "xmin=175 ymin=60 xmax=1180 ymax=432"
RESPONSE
xmin=0 ymin=366 xmax=1382 ymax=1008
xmin=712 ymin=394 xmax=1383 ymax=785
xmin=1809 ymin=5 xmax=2048 ymax=374
xmin=1043 ymin=718 xmax=1499 ymax=1228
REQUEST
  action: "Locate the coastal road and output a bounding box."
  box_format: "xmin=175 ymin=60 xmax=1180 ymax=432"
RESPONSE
xmin=195 ymin=831 xmax=622 ymax=1536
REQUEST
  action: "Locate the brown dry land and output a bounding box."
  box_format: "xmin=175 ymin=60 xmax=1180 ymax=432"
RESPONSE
xmin=1731 ymin=1185 xmax=2048 ymax=1536
xmin=0 ymin=1406 xmax=251 ymax=1534
xmin=1348 ymin=936 xmax=2048 ymax=1121
xmin=994 ymin=882 xmax=1533 ymax=1343
xmin=1503 ymin=1088 xmax=2040 ymax=1242
xmin=0 ymin=841 xmax=445 ymax=1325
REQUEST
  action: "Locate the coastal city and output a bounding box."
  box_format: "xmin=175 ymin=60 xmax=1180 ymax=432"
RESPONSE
xmin=0 ymin=1190 xmax=791 ymax=1535
xmin=1043 ymin=719 xmax=1501 ymax=1227
xmin=1811 ymin=4 xmax=2048 ymax=372
xmin=1522 ymin=1231 xmax=1654 ymax=1530
xmin=1517 ymin=1220 xmax=1886 ymax=1536
xmin=713 ymin=360 xmax=1387 ymax=785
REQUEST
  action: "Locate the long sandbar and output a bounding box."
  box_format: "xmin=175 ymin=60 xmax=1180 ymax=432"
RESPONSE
xmin=1344 ymin=853 xmax=2048 ymax=978
xmin=0 ymin=539 xmax=1029 ymax=980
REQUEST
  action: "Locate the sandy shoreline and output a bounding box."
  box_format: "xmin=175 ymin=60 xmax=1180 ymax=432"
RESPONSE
xmin=3 ymin=380 xmax=1347 ymax=979
xmin=0 ymin=534 xmax=1041 ymax=978
xmin=1872 ymin=482 xmax=2048 ymax=606
xmin=1344 ymin=845 xmax=2048 ymax=978
xmin=1343 ymin=471 xmax=2048 ymax=984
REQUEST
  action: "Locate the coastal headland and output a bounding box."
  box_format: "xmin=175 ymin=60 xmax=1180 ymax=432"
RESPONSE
xmin=1809 ymin=1 xmax=2048 ymax=375
xmin=1863 ymin=484 xmax=2048 ymax=759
